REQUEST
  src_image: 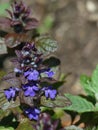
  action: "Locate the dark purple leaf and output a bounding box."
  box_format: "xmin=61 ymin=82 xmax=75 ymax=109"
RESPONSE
xmin=0 ymin=17 xmax=11 ymax=27
xmin=25 ymin=18 xmax=39 ymax=30
xmin=11 ymin=20 xmax=21 ymax=26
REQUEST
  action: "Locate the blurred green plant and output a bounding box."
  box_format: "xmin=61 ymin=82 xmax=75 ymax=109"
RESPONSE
xmin=0 ymin=126 xmax=14 ymax=130
xmin=0 ymin=3 xmax=10 ymax=16
xmin=38 ymin=15 xmax=54 ymax=33
xmin=85 ymin=126 xmax=98 ymax=130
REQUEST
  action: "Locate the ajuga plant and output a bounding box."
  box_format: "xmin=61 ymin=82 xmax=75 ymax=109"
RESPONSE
xmin=0 ymin=1 xmax=71 ymax=129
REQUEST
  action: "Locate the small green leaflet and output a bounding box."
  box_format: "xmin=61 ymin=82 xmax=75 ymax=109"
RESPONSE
xmin=80 ymin=75 xmax=94 ymax=96
xmin=80 ymin=65 xmax=98 ymax=99
xmin=35 ymin=35 xmax=57 ymax=55
xmin=41 ymin=95 xmax=71 ymax=108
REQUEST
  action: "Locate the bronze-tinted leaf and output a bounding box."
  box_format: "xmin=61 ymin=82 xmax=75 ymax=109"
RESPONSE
xmin=4 ymin=33 xmax=32 ymax=48
xmin=0 ymin=17 xmax=11 ymax=28
xmin=5 ymin=33 xmax=22 ymax=48
xmin=35 ymin=35 xmax=57 ymax=55
xmin=10 ymin=57 xmax=20 ymax=69
xmin=25 ymin=18 xmax=39 ymax=30
xmin=2 ymin=72 xmax=21 ymax=87
xmin=41 ymin=95 xmax=71 ymax=108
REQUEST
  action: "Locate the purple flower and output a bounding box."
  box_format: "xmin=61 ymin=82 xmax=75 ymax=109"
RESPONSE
xmin=22 ymin=84 xmax=39 ymax=97
xmin=42 ymin=86 xmax=57 ymax=99
xmin=45 ymin=69 xmax=55 ymax=78
xmin=24 ymin=69 xmax=39 ymax=81
xmin=4 ymin=87 xmax=19 ymax=101
xmin=25 ymin=107 xmax=40 ymax=120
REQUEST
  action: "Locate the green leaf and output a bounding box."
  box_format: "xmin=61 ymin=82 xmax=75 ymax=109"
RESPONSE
xmin=15 ymin=118 xmax=34 ymax=130
xmin=0 ymin=109 xmax=10 ymax=121
xmin=0 ymin=126 xmax=14 ymax=130
xmin=41 ymin=95 xmax=71 ymax=108
xmin=35 ymin=35 xmax=57 ymax=55
xmin=80 ymin=75 xmax=94 ymax=96
xmin=80 ymin=66 xmax=98 ymax=99
xmin=38 ymin=15 xmax=54 ymax=33
xmin=64 ymin=94 xmax=95 ymax=113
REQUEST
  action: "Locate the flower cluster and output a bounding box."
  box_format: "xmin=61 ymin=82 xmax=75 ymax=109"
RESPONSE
xmin=2 ymin=1 xmax=58 ymax=121
xmin=4 ymin=43 xmax=57 ymax=120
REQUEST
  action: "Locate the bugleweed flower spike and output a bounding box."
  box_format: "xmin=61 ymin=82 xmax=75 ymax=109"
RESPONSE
xmin=0 ymin=1 xmax=71 ymax=123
